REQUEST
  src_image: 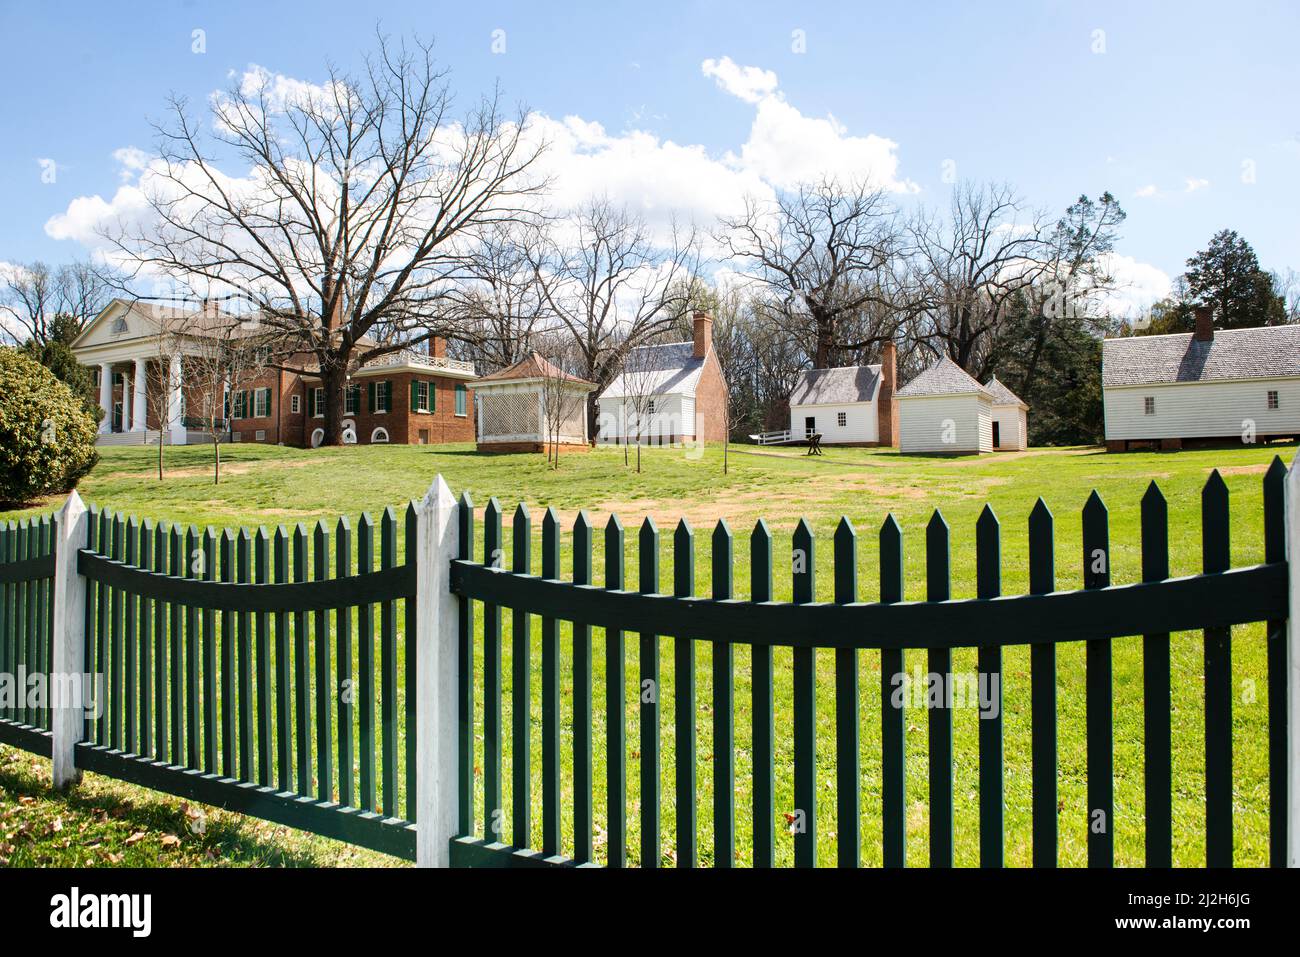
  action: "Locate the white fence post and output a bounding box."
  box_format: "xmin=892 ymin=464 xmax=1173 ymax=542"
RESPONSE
xmin=415 ymin=474 xmax=460 ymax=867
xmin=51 ymin=490 xmax=88 ymax=791
xmin=1287 ymin=453 xmax=1300 ymax=867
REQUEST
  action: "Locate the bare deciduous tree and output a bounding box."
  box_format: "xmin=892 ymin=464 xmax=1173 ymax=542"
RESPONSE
xmin=1 ymin=260 xmax=114 ymax=345
xmin=98 ymin=31 xmax=547 ymax=445
xmin=453 ymin=220 xmax=550 ymax=372
xmin=185 ymin=316 xmax=268 ymax=483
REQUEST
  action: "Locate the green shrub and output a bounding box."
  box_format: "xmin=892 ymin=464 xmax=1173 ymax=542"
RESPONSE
xmin=0 ymin=347 xmax=99 ymax=504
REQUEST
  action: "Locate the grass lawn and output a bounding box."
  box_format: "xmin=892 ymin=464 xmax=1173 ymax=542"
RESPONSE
xmin=2 ymin=437 xmax=1296 ymax=867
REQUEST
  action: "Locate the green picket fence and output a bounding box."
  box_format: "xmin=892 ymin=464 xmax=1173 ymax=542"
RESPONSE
xmin=447 ymin=459 xmax=1292 ymax=867
xmin=70 ymin=504 xmax=421 ymax=858
xmin=0 ymin=514 xmax=57 ymax=756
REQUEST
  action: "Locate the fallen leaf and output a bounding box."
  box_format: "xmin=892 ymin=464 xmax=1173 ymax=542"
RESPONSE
xmin=124 ymin=831 xmax=147 ymax=846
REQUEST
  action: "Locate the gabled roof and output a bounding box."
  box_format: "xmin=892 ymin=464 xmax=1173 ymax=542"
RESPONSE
xmin=599 ymin=342 xmax=704 ymax=399
xmin=896 ymin=355 xmax=991 ymax=399
xmin=476 ymin=352 xmax=596 ymax=389
xmin=983 ymin=376 xmax=1028 ymax=410
xmin=789 ymin=365 xmax=881 ymax=406
xmin=1102 ymin=325 xmax=1300 ymax=388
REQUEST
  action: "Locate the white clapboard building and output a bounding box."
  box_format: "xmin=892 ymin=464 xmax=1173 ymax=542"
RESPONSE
xmin=983 ymin=376 xmax=1029 ymax=451
xmin=1102 ymin=306 xmax=1300 ymax=451
xmin=896 ymin=356 xmax=994 ymax=454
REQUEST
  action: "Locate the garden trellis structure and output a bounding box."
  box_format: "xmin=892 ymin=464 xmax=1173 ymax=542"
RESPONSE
xmin=0 ymin=454 xmax=1297 ymax=867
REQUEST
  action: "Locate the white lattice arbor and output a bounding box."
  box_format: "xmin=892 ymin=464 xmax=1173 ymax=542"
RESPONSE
xmin=472 ymin=353 xmax=596 ymax=452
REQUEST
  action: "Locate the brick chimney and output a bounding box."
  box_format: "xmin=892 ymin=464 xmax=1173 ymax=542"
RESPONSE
xmin=692 ymin=310 xmax=713 ymax=359
xmin=428 ymin=336 xmax=447 ymax=358
xmin=877 ymin=340 xmax=898 ymax=448
xmin=1193 ymin=304 xmax=1214 ymax=342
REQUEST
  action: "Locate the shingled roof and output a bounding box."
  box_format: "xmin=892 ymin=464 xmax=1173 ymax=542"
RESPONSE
xmin=983 ymin=376 xmax=1028 ymax=409
xmin=599 ymin=342 xmax=704 ymax=399
xmin=789 ymin=365 xmax=881 ymax=406
xmin=896 ymin=355 xmax=990 ymax=398
xmin=476 ymin=352 xmax=596 ymax=388
xmin=1102 ymin=325 xmax=1300 ymax=388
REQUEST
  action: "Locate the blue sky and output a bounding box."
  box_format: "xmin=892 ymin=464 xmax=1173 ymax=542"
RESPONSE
xmin=2 ymin=0 xmax=1297 ymax=308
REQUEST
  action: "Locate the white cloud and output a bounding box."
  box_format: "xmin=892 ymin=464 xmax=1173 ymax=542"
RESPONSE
xmin=1093 ymin=252 xmax=1173 ymax=317
xmin=112 ymin=146 xmax=152 ymax=183
xmin=701 ymin=56 xmax=779 ymax=104
xmin=1184 ymin=177 xmax=1210 ymax=192
xmin=1134 ymin=184 xmax=1159 ymax=198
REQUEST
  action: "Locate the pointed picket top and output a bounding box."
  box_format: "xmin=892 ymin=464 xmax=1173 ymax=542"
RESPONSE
xmin=57 ymin=489 xmax=86 ymax=530
xmin=1029 ymin=496 xmax=1052 ymax=524
xmin=1201 ymin=468 xmax=1230 ymax=573
xmin=878 ymin=513 xmax=903 ymax=604
xmin=542 ymin=507 xmax=561 ymax=579
xmin=513 ymin=501 xmax=531 ymax=527
xmin=879 ymin=512 xmax=902 ymax=546
xmin=925 ymin=508 xmax=950 ymax=602
xmin=1142 ymin=479 xmax=1165 ymax=509
xmin=639 ymin=514 xmax=659 ymax=542
xmin=336 ymin=514 xmax=350 ymax=537
xmin=1263 ymin=456 xmax=1286 ymax=563
xmin=926 ymin=508 xmax=949 ymax=536
xmin=673 ymin=518 xmax=694 ymax=597
xmin=1083 ymin=489 xmax=1108 ymax=521
xmin=573 ymin=511 xmax=593 ymax=586
xmin=604 ymin=513 xmax=625 ymax=589
xmin=712 ymin=520 xmax=733 ymax=601
xmin=750 ymin=518 xmax=773 ymax=603
xmin=639 ymin=516 xmax=660 ymax=593
xmin=976 ymin=504 xmax=1000 ymax=600
xmin=484 ymin=497 xmax=502 ymax=524
xmin=792 ymin=518 xmax=815 ymax=604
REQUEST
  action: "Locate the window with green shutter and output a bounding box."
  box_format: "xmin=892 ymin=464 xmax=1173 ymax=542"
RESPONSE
xmin=410 ymin=380 xmax=420 ymax=412
xmin=455 ymin=383 xmax=467 ymax=416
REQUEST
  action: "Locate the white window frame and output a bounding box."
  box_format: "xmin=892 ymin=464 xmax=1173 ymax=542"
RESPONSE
xmin=371 ymin=426 xmax=390 ymax=444
xmin=455 ymin=383 xmax=468 ymax=417
xmin=374 ymin=382 xmax=390 ymax=414
xmin=291 ymin=394 xmax=301 ymax=414
xmin=416 ymin=380 xmax=430 ymax=412
xmin=1267 ymin=390 xmax=1279 ymax=410
xmin=1143 ymin=396 xmax=1155 ymax=416
xmin=313 ymin=387 xmax=325 ymax=418
xmin=254 ymin=388 xmax=270 ymax=418
xmin=344 ymin=385 xmax=359 ymax=416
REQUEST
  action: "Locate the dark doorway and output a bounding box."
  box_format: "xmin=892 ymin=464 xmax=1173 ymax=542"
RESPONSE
xmin=992 ymin=421 xmax=1001 ymax=448
xmin=804 ymin=416 xmax=816 ymax=437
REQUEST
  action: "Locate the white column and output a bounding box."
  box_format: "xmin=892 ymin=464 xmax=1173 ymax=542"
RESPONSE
xmin=167 ymin=353 xmax=185 ymax=446
xmin=1287 ymin=451 xmax=1300 ymax=867
xmin=51 ymin=491 xmax=88 ymax=790
xmin=121 ymin=372 xmax=132 ymax=433
xmin=97 ymin=363 xmax=112 ymax=434
xmin=131 ymin=357 xmax=147 ymax=432
xmin=415 ymin=474 xmax=460 ymax=867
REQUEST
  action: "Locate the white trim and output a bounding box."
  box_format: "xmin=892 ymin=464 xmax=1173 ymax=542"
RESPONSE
xmin=371 ymin=427 xmax=390 ymax=443
xmin=1287 ymin=451 xmax=1300 ymax=866
xmin=310 ymin=428 xmax=325 ymax=448
xmin=51 ymin=491 xmax=88 ymax=790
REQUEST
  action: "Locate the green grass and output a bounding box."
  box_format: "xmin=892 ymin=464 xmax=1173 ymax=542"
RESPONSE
xmin=3 ymin=438 xmax=1296 ymax=867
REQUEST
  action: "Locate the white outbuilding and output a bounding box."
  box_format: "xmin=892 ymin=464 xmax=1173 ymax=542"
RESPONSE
xmin=983 ymin=376 xmax=1029 ymax=451
xmin=896 ymin=356 xmax=993 ymax=454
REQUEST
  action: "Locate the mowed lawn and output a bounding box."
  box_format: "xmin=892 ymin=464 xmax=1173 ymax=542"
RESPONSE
xmin=2 ymin=438 xmax=1296 ymax=867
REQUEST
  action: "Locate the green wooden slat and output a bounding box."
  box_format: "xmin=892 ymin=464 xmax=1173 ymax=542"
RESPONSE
xmin=405 ymin=502 xmax=418 ymax=823
xmin=673 ymin=518 xmax=697 ymax=868
xmin=380 ymin=509 xmax=398 ymax=817
xmin=572 ymin=511 xmax=594 ymax=864
xmin=926 ymin=510 xmax=952 ymax=868
xmin=1202 ymin=470 xmax=1232 ymax=867
xmin=255 ymin=528 xmax=272 ymax=787
xmin=711 ymin=520 xmax=734 ymax=869
xmin=750 ymin=519 xmax=774 ymax=868
xmin=123 ymin=519 xmax=138 ymax=749
xmin=639 ymin=516 xmax=660 ymax=867
xmin=138 ymin=522 xmax=153 ymax=755
xmin=184 ymin=526 xmax=201 ymax=767
xmin=98 ymin=511 xmax=110 ymax=747
xmin=16 ymin=521 xmax=30 ymax=727
xmin=314 ymin=520 xmax=333 ymax=802
xmin=293 ymin=524 xmax=311 ymax=796
xmin=833 ymin=517 xmax=859 ymax=868
xmin=1028 ymin=499 xmax=1057 ymax=868
xmin=604 ymin=515 xmax=626 ymax=867
xmin=483 ymin=500 xmax=503 ymax=840
xmin=169 ymin=524 xmax=183 ymax=766
xmin=220 ymin=530 xmax=236 ymax=776
xmin=976 ymin=505 xmax=1003 ymax=868
xmin=336 ymin=518 xmax=354 ymax=807
xmin=237 ymin=530 xmax=253 ymax=781
xmin=879 ymin=514 xmax=905 ymax=868
xmin=202 ymin=528 xmax=217 ymax=773
xmin=1140 ymin=481 xmax=1171 ymax=867
xmin=792 ymin=518 xmax=816 ymax=868
xmin=512 ymin=503 xmax=532 ymax=848
xmin=457 ymin=493 xmax=475 ymax=834
xmin=541 ymin=507 xmax=561 ymax=857
xmin=1263 ymin=457 xmax=1287 ymax=867
xmin=153 ymin=523 xmax=166 ymax=760
xmin=110 ymin=515 xmax=124 ymax=749
xmin=274 ymin=527 xmax=292 ymax=793
xmin=1082 ymin=491 xmax=1113 ymax=868
xmin=357 ymin=515 xmax=376 ymax=812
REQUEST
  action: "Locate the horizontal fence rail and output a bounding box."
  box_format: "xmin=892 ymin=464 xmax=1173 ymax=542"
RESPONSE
xmin=0 ymin=456 xmax=1297 ymax=869
xmin=448 ymin=459 xmax=1296 ymax=868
